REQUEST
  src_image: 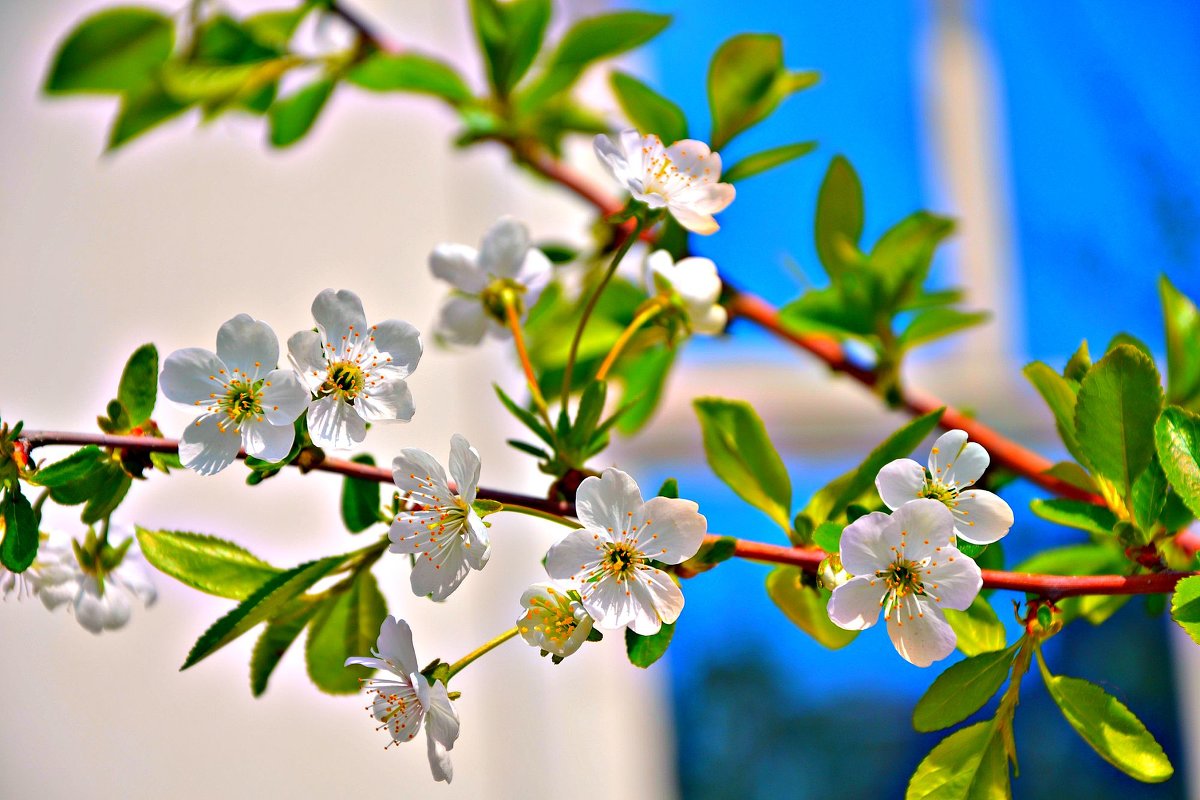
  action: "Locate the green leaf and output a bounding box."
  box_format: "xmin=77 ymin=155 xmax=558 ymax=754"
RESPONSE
xmin=136 ymin=527 xmax=280 ymax=600
xmin=494 ymin=383 xmax=554 ymax=446
xmin=656 ymin=477 xmax=679 ymax=499
xmin=182 ymin=555 xmax=346 ymax=670
xmin=870 ymin=212 xmax=956 ymax=302
xmin=1160 ymin=275 xmax=1200 ymax=406
xmin=812 ymin=521 xmax=843 ymax=553
xmin=609 ymin=71 xmax=687 ymax=145
xmin=906 ymin=721 xmax=1010 ymax=800
xmin=1074 ymin=345 xmax=1163 ymax=499
xmin=243 ymin=7 xmax=310 ymax=50
xmin=615 ymin=346 xmax=677 ymax=435
xmin=814 ymin=156 xmax=864 ymax=280
xmin=33 ymin=446 xmax=104 ymax=488
xmin=569 ymin=380 xmax=607 ymax=450
xmin=523 ymin=12 xmax=670 ymax=107
xmin=307 ymin=571 xmax=388 ymax=694
xmin=1170 ymin=575 xmax=1200 ymax=645
xmin=624 ymin=621 xmax=675 ymax=668
xmin=45 ymin=7 xmax=174 ymax=95
xmin=1028 ymin=498 xmax=1117 ymax=537
xmin=1132 ymin=456 xmax=1168 ymax=532
xmin=269 ymin=76 xmax=335 ymax=148
xmin=943 ymin=595 xmax=1007 ymax=656
xmin=117 ymin=343 xmax=158 ymax=425
xmin=468 ymin=0 xmax=551 ymax=96
xmin=1038 ymin=656 xmax=1173 ymax=783
xmin=1107 ymin=332 xmax=1153 ymax=360
xmin=250 ymin=598 xmax=319 ymax=697
xmin=161 ymin=58 xmax=296 ymax=106
xmin=722 ymin=141 xmax=817 ymax=184
xmin=707 ymin=33 xmax=817 ymax=150
xmin=765 ymin=566 xmax=856 ymax=649
xmin=107 ymin=83 xmax=190 ymax=151
xmin=694 ymin=397 xmax=792 ymax=531
xmin=1155 ymin=406 xmax=1200 ymax=519
xmin=1023 ymin=361 xmax=1086 ymax=463
xmin=339 ymin=454 xmax=381 ymax=533
xmin=913 ymin=644 xmax=1019 ymax=732
xmin=1064 ymin=340 xmax=1092 ymax=382
xmin=1043 ymin=461 xmax=1098 ymax=494
xmin=899 ymin=309 xmax=990 ymax=351
xmin=778 ymin=285 xmax=876 ymax=340
xmin=1 ymin=488 xmax=39 ymax=573
xmin=81 ymin=462 xmax=131 ymax=524
xmin=346 ymin=53 xmax=473 ymax=105
xmin=806 ymin=408 xmax=944 ymax=523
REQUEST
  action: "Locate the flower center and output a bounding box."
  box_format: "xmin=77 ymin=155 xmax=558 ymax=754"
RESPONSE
xmin=480 ymin=279 xmax=527 ymax=323
xmin=523 ymin=592 xmax=580 ymax=645
xmin=323 ymin=361 xmax=366 ymax=400
xmin=218 ymin=379 xmax=264 ymax=424
xmin=877 ymin=561 xmax=926 ymax=598
xmin=599 ymin=540 xmax=645 ymax=582
xmin=921 ymin=481 xmax=958 ymax=507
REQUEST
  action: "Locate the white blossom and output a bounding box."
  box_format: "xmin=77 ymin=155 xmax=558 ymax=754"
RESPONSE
xmin=0 ymin=565 xmax=37 ymax=600
xmin=517 ymin=581 xmax=594 ymax=658
xmin=876 ymin=429 xmax=1014 ymax=545
xmin=545 ymin=468 xmax=706 ymax=635
xmin=389 ymin=435 xmax=489 ymax=601
xmin=594 ymin=130 xmax=735 ymax=235
xmin=37 ymin=537 xmax=157 ymax=634
xmin=429 ymin=217 xmax=553 ymax=346
xmin=161 ymin=314 xmax=311 ymax=475
xmin=345 ymin=616 xmax=461 ymax=783
xmin=288 ymin=289 xmax=422 ymax=450
xmin=827 ymin=499 xmax=982 ymax=667
xmin=647 ymin=249 xmax=727 ymax=335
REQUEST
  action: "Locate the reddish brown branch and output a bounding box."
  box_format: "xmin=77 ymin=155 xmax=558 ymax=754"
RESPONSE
xmin=20 ymin=431 xmax=1197 ymax=598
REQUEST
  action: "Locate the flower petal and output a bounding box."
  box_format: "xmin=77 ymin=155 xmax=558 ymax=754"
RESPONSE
xmin=633 ymin=496 xmax=706 ymax=564
xmin=409 ymin=542 xmax=471 ymax=601
xmin=575 ymin=469 xmax=644 ymax=534
xmin=424 ymin=680 xmax=461 ymax=747
xmin=876 ymin=458 xmax=927 ymax=511
xmin=636 ymin=566 xmax=684 ymax=627
xmin=113 ymin=556 xmax=157 ymax=606
xmin=216 ymin=313 xmax=278 ymax=379
xmin=927 ymin=430 xmax=969 ymax=480
xmin=545 ymin=529 xmax=604 ymax=581
xmin=579 ymin=574 xmax=643 ymax=631
xmin=669 ymin=257 xmax=722 ymax=305
xmin=436 ymin=296 xmax=489 ymax=346
xmin=312 ymin=288 xmax=368 ymax=344
xmin=666 ymin=203 xmax=719 ymax=235
xmin=838 ymin=511 xmax=896 ymax=576
xmin=240 ymin=418 xmax=294 ymax=462
xmin=447 ymin=434 xmax=481 ymax=504
xmin=691 ymin=304 xmax=728 ymax=335
xmin=371 ymin=319 xmax=422 ymax=379
xmin=952 ymin=490 xmax=1014 ymax=545
xmin=306 ymin=395 xmax=366 ymax=450
xmin=161 ymin=348 xmax=226 ymax=405
xmin=179 ymin=413 xmax=242 ymax=476
xmin=429 ymin=243 xmax=486 ymax=293
xmin=376 ymin=615 xmax=419 ymax=675
xmin=889 ymin=498 xmax=957 ymax=562
xmin=356 ymin=377 xmax=414 ymax=423
xmin=426 ymin=731 xmax=454 ymax=783
xmin=925 ymin=552 xmax=983 ymax=611
xmin=514 ymin=247 xmax=553 ymax=299
xmin=461 ymin=512 xmax=490 ymax=571
xmin=671 ymin=181 xmax=736 ymax=214
xmin=886 ymin=600 xmax=956 ymax=667
xmin=827 ymin=576 xmax=886 ymax=630
xmin=664 ymin=138 xmax=723 ymax=182
xmin=286 ymin=329 xmax=327 ymax=391
xmin=478 ymin=216 xmax=530 ymax=278
xmin=260 ymin=368 xmax=310 ymax=426
xmin=392 ymin=448 xmax=451 ymax=503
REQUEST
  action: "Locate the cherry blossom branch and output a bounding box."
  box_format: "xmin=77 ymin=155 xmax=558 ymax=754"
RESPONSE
xmin=18 ymin=431 xmax=1196 ymax=599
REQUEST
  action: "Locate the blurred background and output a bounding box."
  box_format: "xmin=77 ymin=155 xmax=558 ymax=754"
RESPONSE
xmin=2 ymin=0 xmax=1199 ymax=798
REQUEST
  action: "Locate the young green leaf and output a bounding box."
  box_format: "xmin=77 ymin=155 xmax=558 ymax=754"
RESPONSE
xmin=899 ymin=309 xmax=990 ymax=351
xmin=107 ymin=83 xmax=191 ymax=151
xmin=45 ymin=7 xmax=174 ymax=95
xmin=1038 ymin=656 xmax=1173 ymax=783
xmin=707 ymin=33 xmax=817 ymax=149
xmin=615 ymin=346 xmax=676 ymax=435
xmin=568 ymin=380 xmax=607 ymax=451
xmin=943 ymin=595 xmax=1006 ymax=657
xmin=1160 ymin=275 xmax=1200 ymax=406
xmin=1028 ymin=498 xmax=1117 ymax=537
xmin=1022 ymin=361 xmax=1086 ymax=464
xmin=1155 ymin=406 xmax=1200 ymax=519
xmin=778 ymin=285 xmax=876 ymax=340
xmin=81 ymin=461 xmax=131 ymax=524
xmin=135 ymin=527 xmax=280 ymax=600
xmin=905 ymin=721 xmax=1010 ymax=800
xmin=269 ymin=77 xmax=336 ymax=148
xmin=870 ymin=211 xmax=955 ymax=301
xmin=1064 ymin=340 xmax=1092 ymax=382
xmin=812 ymin=521 xmax=843 ymax=553
xmin=116 ymin=343 xmax=158 ymax=426
xmin=340 ymin=454 xmax=381 ymax=534
xmin=1 ymin=487 xmax=39 ymax=573
xmin=722 ymin=141 xmax=817 ymax=184
xmin=913 ymin=644 xmax=1019 ymax=733
xmin=494 ymin=383 xmax=555 ymax=446
xmin=609 ymin=71 xmax=687 ymax=146
xmin=1131 ymin=456 xmax=1168 ymax=532
xmin=765 ymin=566 xmax=856 ymax=649
xmin=1171 ymin=575 xmax=1200 ymax=645
xmin=624 ymin=621 xmax=675 ymax=668
xmin=306 ymin=571 xmax=387 ymax=694
xmin=181 ymin=554 xmax=346 ymax=670
xmin=1074 ymin=344 xmax=1163 ymax=500
xmin=346 ymin=53 xmax=473 ymax=105
xmin=250 ymin=598 xmax=319 ymax=697
xmin=693 ymin=397 xmax=792 ymax=532
xmin=468 ymin=0 xmax=551 ymax=96
xmin=32 ymin=446 xmax=104 ymax=488
xmin=813 ymin=155 xmax=864 ymax=280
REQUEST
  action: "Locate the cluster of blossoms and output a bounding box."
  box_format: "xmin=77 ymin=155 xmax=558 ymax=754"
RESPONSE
xmin=827 ymin=431 xmax=1014 ymax=666
xmin=161 ymin=289 xmax=422 ymax=473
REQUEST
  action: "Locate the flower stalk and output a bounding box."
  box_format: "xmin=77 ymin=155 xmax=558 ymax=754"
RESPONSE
xmin=445 ymin=626 xmax=520 ymax=680
xmin=595 ymin=299 xmax=667 ymax=382
xmin=502 ymin=290 xmax=551 ymax=425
